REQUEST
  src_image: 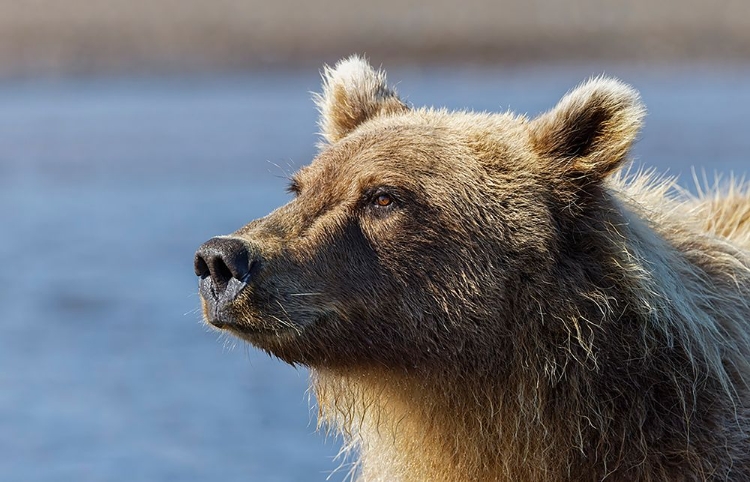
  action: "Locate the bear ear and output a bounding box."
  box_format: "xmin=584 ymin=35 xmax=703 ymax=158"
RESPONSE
xmin=314 ymin=56 xmax=409 ymax=144
xmin=529 ymin=77 xmax=645 ymax=183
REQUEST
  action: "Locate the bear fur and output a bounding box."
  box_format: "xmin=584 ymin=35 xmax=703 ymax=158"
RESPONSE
xmin=197 ymin=56 xmax=750 ymax=481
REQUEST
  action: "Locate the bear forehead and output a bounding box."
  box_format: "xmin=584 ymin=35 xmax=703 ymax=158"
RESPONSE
xmin=299 ymin=111 xmax=532 ymax=190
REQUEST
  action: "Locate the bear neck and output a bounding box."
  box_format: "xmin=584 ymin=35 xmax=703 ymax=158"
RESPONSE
xmin=313 ymin=365 xmax=585 ymax=481
xmin=310 ymin=191 xmax=750 ymax=481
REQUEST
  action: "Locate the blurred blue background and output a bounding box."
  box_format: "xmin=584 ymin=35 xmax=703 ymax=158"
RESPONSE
xmin=1 ymin=2 xmax=749 ymax=481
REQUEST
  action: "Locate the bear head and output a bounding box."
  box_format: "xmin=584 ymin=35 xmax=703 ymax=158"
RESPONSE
xmin=194 ymin=56 xmax=645 ymax=371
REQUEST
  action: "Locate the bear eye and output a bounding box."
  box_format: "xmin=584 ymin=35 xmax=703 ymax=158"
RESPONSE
xmin=363 ymin=187 xmax=400 ymax=213
xmin=374 ymin=193 xmax=393 ymax=207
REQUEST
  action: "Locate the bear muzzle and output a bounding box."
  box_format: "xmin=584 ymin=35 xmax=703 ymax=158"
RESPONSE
xmin=194 ymin=236 xmax=260 ymax=327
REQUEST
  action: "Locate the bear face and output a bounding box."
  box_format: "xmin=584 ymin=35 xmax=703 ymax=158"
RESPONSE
xmin=195 ymin=56 xmax=644 ymax=370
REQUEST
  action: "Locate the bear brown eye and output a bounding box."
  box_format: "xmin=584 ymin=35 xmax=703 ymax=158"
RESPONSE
xmin=364 ymin=187 xmax=399 ymax=212
xmin=374 ymin=193 xmax=392 ymax=207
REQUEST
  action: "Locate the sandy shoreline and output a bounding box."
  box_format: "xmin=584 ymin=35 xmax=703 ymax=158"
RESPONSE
xmin=1 ymin=0 xmax=749 ymax=76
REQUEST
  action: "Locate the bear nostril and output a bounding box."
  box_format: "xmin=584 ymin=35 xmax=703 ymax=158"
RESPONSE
xmin=194 ymin=237 xmax=254 ymax=296
xmin=194 ymin=256 xmax=210 ymax=278
xmin=208 ymin=257 xmax=234 ymax=292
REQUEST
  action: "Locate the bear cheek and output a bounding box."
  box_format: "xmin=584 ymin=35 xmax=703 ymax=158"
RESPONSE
xmin=358 ymin=208 xmax=411 ymax=252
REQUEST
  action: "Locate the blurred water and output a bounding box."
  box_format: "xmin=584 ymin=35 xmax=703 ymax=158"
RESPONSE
xmin=0 ymin=64 xmax=748 ymax=482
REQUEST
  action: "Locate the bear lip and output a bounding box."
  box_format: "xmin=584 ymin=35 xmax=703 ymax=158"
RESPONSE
xmin=198 ymin=276 xmax=310 ymax=338
xmin=198 ymin=276 xmax=247 ymax=327
xmin=228 ymin=323 xmax=300 ymax=340
xmin=199 ymin=276 xmax=247 ymax=304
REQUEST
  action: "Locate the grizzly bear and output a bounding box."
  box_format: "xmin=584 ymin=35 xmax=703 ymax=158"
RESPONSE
xmin=194 ymin=56 xmax=750 ymax=481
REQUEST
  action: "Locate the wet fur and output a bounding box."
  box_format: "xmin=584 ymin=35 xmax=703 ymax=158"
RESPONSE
xmin=204 ymin=57 xmax=750 ymax=481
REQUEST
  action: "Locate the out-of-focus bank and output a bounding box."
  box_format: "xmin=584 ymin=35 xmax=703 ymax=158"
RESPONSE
xmin=1 ymin=0 xmax=749 ymax=77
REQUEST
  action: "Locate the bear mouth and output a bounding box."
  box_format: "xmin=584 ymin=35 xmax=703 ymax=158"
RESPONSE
xmin=201 ymin=298 xmax=304 ymax=341
xmin=198 ymin=277 xmax=309 ymax=340
xmin=198 ymin=275 xmax=247 ymax=326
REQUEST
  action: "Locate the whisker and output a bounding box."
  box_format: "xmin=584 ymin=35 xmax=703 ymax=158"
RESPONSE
xmin=273 ymin=301 xmax=304 ymax=335
xmin=184 ymin=307 xmax=202 ymax=316
xmin=270 ymin=314 xmax=303 ymax=336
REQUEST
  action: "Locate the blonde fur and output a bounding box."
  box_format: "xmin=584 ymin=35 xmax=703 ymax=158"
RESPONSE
xmin=313 ymin=56 xmax=408 ymax=145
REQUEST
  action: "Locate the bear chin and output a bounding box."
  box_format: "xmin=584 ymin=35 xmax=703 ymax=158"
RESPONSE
xmin=204 ymin=301 xmax=329 ymax=361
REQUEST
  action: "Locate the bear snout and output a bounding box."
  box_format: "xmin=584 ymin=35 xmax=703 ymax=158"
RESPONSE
xmin=194 ymin=237 xmax=259 ymax=324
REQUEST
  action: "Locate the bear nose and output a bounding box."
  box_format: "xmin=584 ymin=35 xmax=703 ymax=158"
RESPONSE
xmin=194 ymin=237 xmax=253 ymax=294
